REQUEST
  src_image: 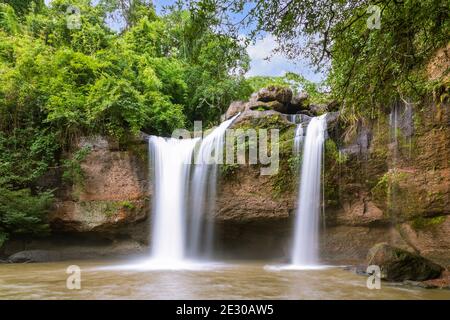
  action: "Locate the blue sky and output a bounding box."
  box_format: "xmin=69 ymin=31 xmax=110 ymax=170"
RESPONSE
xmin=44 ymin=0 xmax=323 ymax=82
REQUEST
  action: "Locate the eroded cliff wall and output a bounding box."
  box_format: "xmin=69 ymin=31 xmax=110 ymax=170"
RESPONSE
xmin=4 ymin=100 xmax=447 ymax=266
xmin=215 ymin=101 xmax=449 ymax=266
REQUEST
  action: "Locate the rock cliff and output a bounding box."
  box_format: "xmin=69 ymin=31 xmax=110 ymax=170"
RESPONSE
xmin=215 ymin=96 xmax=449 ymax=266
xmin=3 ymin=89 xmax=448 ymax=268
xmin=48 ymin=136 xmax=149 ymax=236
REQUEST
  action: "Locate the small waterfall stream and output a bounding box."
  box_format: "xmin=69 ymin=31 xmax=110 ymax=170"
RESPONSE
xmin=189 ymin=114 xmax=240 ymax=258
xmin=293 ymin=123 xmax=304 ymax=154
xmin=291 ymin=114 xmax=327 ymax=267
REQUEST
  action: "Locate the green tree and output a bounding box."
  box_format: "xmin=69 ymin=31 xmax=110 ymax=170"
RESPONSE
xmin=191 ymin=0 xmax=449 ymax=120
xmin=0 ymin=0 xmax=254 ymax=248
xmin=0 ymin=188 xmax=53 ymax=247
xmin=3 ymin=0 xmax=44 ymax=16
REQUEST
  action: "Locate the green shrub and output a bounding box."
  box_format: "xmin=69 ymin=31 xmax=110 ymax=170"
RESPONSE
xmin=0 ymin=188 xmax=53 ymax=248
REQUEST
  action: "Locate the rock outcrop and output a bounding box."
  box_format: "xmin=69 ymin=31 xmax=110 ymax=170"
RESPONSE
xmin=366 ymin=243 xmax=444 ymax=281
xmin=5 ymin=85 xmax=447 ymax=267
xmin=256 ymin=85 xmax=293 ymax=104
xmin=216 ymin=93 xmax=450 ymax=265
xmin=290 ymin=91 xmax=309 ymax=108
xmin=223 ymin=85 xmax=326 ymax=122
xmin=48 ymin=136 xmax=149 ymax=235
xmin=225 ymin=101 xmax=247 ymax=120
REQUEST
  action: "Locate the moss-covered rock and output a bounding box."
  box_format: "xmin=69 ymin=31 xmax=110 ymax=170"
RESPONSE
xmin=366 ymin=243 xmax=444 ymax=281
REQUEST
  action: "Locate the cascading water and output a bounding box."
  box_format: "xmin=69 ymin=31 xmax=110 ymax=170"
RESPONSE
xmin=291 ymin=114 xmax=327 ymax=267
xmin=148 ymin=136 xmax=198 ymax=265
xmin=188 ymin=114 xmax=240 ymax=258
xmin=293 ymin=123 xmax=304 ymax=154
xmin=147 ymin=114 xmax=239 ymax=266
xmin=286 ymin=114 xmax=301 ymax=124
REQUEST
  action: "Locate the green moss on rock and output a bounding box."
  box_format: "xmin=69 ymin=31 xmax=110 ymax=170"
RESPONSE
xmin=411 ymin=215 xmax=446 ymax=230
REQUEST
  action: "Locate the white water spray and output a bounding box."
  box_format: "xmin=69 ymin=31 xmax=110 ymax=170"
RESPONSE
xmin=291 ymin=114 xmax=327 ymax=267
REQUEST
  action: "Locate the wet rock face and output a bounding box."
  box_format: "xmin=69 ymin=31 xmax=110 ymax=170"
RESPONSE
xmin=48 ymin=136 xmax=149 ymax=235
xmin=427 ymin=43 xmax=450 ymax=82
xmin=219 ymin=98 xmax=449 ymax=265
xmin=50 ymin=200 xmax=147 ymax=233
xmin=334 ymin=199 xmax=387 ymax=226
xmin=323 ymin=100 xmax=450 ymax=265
xmin=217 ymin=165 xmax=295 ymax=223
xmin=366 ymin=243 xmax=444 ymax=281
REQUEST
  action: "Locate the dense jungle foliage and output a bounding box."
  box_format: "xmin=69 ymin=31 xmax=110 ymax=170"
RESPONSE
xmin=0 ymin=0 xmax=254 ymax=245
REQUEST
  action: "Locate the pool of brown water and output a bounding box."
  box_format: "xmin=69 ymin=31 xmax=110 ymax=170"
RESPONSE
xmin=0 ymin=260 xmax=449 ymax=299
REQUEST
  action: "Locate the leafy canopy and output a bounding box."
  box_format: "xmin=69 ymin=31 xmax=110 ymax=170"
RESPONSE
xmin=190 ymin=0 xmax=449 ymax=121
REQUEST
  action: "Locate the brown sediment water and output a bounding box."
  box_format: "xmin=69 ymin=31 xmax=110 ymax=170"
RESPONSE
xmin=0 ymin=260 xmax=449 ymax=299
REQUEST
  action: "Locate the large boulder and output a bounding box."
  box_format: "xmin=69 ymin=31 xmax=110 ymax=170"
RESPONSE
xmin=225 ymin=101 xmax=247 ymax=120
xmin=309 ymin=103 xmax=328 ymax=115
xmin=288 ymin=91 xmax=309 ymax=113
xmin=366 ymin=243 xmax=444 ymax=281
xmin=291 ymin=91 xmax=309 ymax=106
xmin=231 ymin=109 xmax=290 ymax=127
xmin=256 ymin=86 xmax=293 ymax=104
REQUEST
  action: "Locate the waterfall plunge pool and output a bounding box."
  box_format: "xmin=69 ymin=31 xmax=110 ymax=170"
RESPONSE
xmin=0 ymin=259 xmax=449 ymax=299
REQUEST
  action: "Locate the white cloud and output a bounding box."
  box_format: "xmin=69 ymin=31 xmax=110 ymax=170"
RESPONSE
xmin=246 ymin=34 xmax=324 ymax=82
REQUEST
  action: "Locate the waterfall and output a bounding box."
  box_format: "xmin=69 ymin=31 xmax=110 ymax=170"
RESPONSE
xmin=148 ymin=114 xmax=238 ymax=266
xmin=148 ymin=136 xmax=198 ymax=264
xmin=188 ymin=114 xmax=240 ymax=258
xmin=293 ymin=123 xmax=304 ymax=154
xmin=286 ymin=114 xmax=302 ymax=124
xmin=291 ymin=114 xmax=327 ymax=267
